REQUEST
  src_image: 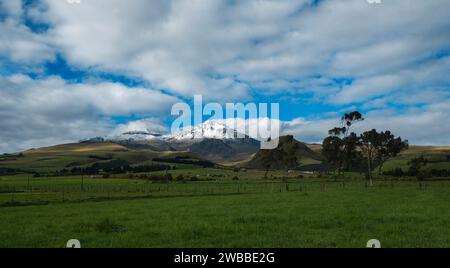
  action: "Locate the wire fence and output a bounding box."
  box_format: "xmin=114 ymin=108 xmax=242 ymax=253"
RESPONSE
xmin=0 ymin=179 xmax=449 ymax=207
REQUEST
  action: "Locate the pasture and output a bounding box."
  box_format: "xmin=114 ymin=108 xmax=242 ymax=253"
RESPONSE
xmin=1 ymin=169 xmax=449 ymax=248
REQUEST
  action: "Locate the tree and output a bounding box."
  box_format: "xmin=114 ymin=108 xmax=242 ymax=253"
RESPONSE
xmin=260 ymin=150 xmax=278 ymax=178
xmin=408 ymin=156 xmax=428 ymax=179
xmin=358 ymin=129 xmax=379 ymax=186
xmin=322 ymin=136 xmax=343 ymax=173
xmin=375 ymin=131 xmax=409 ymax=175
xmin=322 ymin=111 xmax=364 ymax=175
xmin=342 ymin=132 xmax=360 ymax=172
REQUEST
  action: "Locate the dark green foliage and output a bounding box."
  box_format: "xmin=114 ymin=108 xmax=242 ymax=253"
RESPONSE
xmin=322 ymin=136 xmax=343 ymax=172
xmin=322 ymin=112 xmax=409 ymax=185
xmin=175 ymin=174 xmax=185 ymax=181
xmin=375 ymin=131 xmax=409 ymax=175
xmin=88 ymin=155 xmax=113 ymax=160
xmin=408 ymin=156 xmax=428 ymax=181
xmin=58 ymin=160 xmax=172 ymax=176
xmin=322 ymin=111 xmax=364 ymax=175
xmin=0 ymin=167 xmax=22 ymax=175
xmin=152 ymin=157 xmax=214 ymax=168
xmin=383 ymin=168 xmax=405 ymax=177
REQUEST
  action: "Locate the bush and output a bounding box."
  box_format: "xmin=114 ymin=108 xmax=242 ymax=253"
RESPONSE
xmin=383 ymin=168 xmax=404 ymax=177
xmin=232 ymin=176 xmax=239 ymax=181
xmin=416 ymin=171 xmax=427 ymax=181
xmin=139 ymin=174 xmax=149 ymax=180
xmin=175 ymin=174 xmax=185 ymax=181
xmin=102 ymin=173 xmax=110 ymax=179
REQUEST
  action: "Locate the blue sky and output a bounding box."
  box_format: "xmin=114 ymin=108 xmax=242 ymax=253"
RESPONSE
xmin=0 ymin=0 xmax=450 ymax=153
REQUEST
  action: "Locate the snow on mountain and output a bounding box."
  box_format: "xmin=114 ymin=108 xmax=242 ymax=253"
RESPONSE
xmin=107 ymin=131 xmax=163 ymax=142
xmin=106 ymin=119 xmax=168 ymax=142
xmin=167 ymin=120 xmax=243 ymax=141
xmin=102 ymin=120 xmax=253 ymax=143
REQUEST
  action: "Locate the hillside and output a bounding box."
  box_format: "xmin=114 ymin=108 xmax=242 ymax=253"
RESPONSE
xmin=0 ymin=142 xmax=206 ymax=174
xmin=244 ymin=135 xmax=323 ymax=170
xmin=301 ymin=144 xmax=450 ymax=172
xmin=381 ymin=145 xmax=450 ymax=172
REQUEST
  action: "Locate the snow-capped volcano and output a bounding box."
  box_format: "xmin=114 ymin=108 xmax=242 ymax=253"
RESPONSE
xmin=104 ymin=120 xmax=251 ymax=143
xmin=106 ymin=119 xmax=167 ymax=142
xmin=81 ymin=120 xmax=261 ymax=162
xmin=107 ymin=130 xmax=163 ymax=142
xmin=167 ymin=120 xmax=243 ymax=141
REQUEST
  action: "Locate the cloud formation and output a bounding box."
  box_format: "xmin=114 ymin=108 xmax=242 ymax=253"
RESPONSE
xmin=0 ymin=0 xmax=449 ymax=152
xmin=0 ymin=74 xmax=179 ymax=152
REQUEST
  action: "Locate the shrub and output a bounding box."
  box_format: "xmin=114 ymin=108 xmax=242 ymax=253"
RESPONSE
xmin=175 ymin=174 xmax=185 ymax=181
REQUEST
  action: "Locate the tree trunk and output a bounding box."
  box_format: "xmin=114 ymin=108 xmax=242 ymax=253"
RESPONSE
xmin=336 ymin=158 xmax=342 ymax=176
xmin=367 ymin=149 xmax=373 ymax=186
xmin=378 ymin=159 xmax=386 ymax=175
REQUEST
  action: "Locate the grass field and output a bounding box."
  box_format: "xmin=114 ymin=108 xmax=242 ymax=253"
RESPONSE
xmin=1 ymin=143 xmax=449 ymax=248
xmin=1 ymin=170 xmax=449 ymax=248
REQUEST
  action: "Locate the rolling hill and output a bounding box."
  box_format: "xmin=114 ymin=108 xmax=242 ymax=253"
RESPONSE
xmin=244 ymin=135 xmax=323 ymax=170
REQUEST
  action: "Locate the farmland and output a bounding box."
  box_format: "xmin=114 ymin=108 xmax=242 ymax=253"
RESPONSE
xmin=1 ymin=142 xmax=449 ymax=248
xmin=1 ymin=170 xmax=449 ymax=248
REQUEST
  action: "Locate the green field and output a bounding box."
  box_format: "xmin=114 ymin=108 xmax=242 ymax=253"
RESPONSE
xmin=1 ymin=170 xmax=449 ymax=248
xmin=1 ymin=143 xmax=449 ymax=248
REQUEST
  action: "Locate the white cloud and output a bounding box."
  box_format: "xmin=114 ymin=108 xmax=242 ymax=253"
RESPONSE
xmin=0 ymin=6 xmax=54 ymax=66
xmin=0 ymin=0 xmax=449 ymax=151
xmin=0 ymin=74 xmax=179 ymax=152
xmin=24 ymin=0 xmax=446 ymax=102
xmin=284 ymin=102 xmax=450 ymax=145
xmin=109 ymin=118 xmax=168 ymax=137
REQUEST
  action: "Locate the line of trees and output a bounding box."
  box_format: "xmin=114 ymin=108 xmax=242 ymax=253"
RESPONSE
xmin=57 ymin=159 xmax=174 ymax=176
xmin=152 ymin=157 xmax=215 ymax=168
xmin=322 ymin=111 xmax=409 ymax=185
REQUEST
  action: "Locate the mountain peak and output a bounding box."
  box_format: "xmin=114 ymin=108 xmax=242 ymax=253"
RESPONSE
xmin=168 ymin=120 xmax=241 ymax=141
